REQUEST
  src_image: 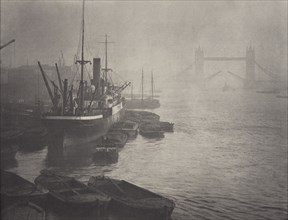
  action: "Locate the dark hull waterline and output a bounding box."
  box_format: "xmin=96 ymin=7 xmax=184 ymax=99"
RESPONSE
xmin=43 ymin=108 xmax=125 ymax=147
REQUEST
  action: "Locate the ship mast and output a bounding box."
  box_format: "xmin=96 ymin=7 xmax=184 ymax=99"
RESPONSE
xmin=131 ymin=81 xmax=133 ymax=99
xmin=76 ymin=0 xmax=90 ymax=113
xmin=141 ymin=67 xmax=144 ymax=102
xmin=101 ymin=34 xmax=113 ymax=85
xmin=104 ymin=34 xmax=108 ymax=84
xmin=151 ymin=71 xmax=154 ymax=100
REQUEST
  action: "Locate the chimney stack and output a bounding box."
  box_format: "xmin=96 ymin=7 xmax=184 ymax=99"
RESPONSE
xmin=92 ymin=58 xmax=101 ymax=95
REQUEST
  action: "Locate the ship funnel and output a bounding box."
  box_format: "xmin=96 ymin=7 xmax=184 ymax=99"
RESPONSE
xmin=92 ymin=58 xmax=101 ymax=95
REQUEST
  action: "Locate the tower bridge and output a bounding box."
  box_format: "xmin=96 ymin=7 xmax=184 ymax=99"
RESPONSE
xmin=192 ymin=46 xmax=280 ymax=89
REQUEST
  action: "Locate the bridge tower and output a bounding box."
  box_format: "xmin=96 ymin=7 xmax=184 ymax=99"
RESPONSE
xmin=245 ymin=46 xmax=256 ymax=88
xmin=195 ymin=47 xmax=204 ymax=85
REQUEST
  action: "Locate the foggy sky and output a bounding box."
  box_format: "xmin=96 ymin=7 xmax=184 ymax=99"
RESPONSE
xmin=1 ymin=0 xmax=287 ymax=85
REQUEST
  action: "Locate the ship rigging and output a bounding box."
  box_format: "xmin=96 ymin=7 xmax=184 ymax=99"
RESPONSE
xmin=37 ymin=0 xmax=130 ymax=146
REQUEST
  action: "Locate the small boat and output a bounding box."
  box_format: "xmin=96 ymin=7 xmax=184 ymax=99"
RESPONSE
xmin=19 ymin=127 xmax=48 ymax=152
xmin=139 ymin=130 xmax=164 ymax=138
xmin=125 ymin=98 xmax=160 ymax=110
xmin=124 ymin=110 xmax=160 ymax=124
xmin=256 ymin=90 xmax=280 ymax=94
xmin=159 ymin=122 xmax=174 ymax=132
xmin=104 ymin=132 xmax=128 ymax=148
xmin=109 ymin=121 xmax=139 ymax=138
xmin=125 ymin=69 xmax=160 ymax=110
xmin=34 ymin=169 xmax=110 ymax=214
xmin=93 ymin=144 xmax=119 ymax=164
xmin=1 ymin=201 xmax=45 ymax=220
xmin=139 ymin=123 xmax=164 ymax=138
xmin=88 ymin=176 xmax=175 ymax=220
xmin=0 ymin=170 xmax=46 ymax=207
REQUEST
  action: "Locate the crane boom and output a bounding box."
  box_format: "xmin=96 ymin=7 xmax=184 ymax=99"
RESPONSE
xmin=55 ymin=63 xmax=64 ymax=93
xmin=0 ymin=39 xmax=15 ymax=50
xmin=38 ymin=61 xmax=55 ymax=106
xmin=115 ymin=81 xmax=131 ymax=94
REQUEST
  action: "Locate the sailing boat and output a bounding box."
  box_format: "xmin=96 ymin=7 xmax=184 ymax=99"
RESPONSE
xmin=125 ymin=69 xmax=160 ymax=109
xmin=38 ymin=0 xmax=130 ymax=146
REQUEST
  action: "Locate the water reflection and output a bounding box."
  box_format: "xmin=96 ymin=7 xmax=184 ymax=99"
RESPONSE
xmin=1 ymin=158 xmax=18 ymax=169
xmin=3 ymin=88 xmax=287 ymax=220
xmin=45 ymin=134 xmax=119 ymax=168
xmin=46 ymin=140 xmax=94 ymax=167
xmin=18 ymin=143 xmax=46 ymax=153
xmin=93 ymin=151 xmax=119 ymax=166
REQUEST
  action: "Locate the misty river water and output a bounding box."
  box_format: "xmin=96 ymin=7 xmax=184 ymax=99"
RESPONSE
xmin=3 ymin=81 xmax=288 ymax=220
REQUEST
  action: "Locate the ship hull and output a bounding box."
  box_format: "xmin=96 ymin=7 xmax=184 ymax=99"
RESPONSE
xmin=125 ymin=99 xmax=160 ymax=109
xmin=42 ymin=104 xmax=125 ymax=147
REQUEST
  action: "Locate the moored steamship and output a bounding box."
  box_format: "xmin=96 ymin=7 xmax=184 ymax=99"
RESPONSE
xmin=38 ymin=1 xmax=130 ymax=146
